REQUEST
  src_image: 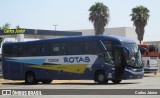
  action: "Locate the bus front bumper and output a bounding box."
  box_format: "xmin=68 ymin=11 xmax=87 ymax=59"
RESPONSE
xmin=124 ymin=67 xmax=144 ymax=79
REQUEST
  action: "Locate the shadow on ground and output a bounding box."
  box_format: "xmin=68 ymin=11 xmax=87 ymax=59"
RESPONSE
xmin=2 ymin=81 xmax=140 ymax=85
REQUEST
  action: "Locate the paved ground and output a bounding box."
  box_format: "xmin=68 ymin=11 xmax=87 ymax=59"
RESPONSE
xmin=0 ymin=73 xmax=160 ymax=98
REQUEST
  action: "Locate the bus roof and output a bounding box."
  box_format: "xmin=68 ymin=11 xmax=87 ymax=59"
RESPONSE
xmin=3 ymin=35 xmax=136 ymax=45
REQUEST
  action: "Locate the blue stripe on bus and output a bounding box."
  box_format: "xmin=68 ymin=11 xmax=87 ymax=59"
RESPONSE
xmin=6 ymin=59 xmax=45 ymax=65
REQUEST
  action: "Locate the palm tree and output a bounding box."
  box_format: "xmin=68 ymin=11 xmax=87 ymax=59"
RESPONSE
xmin=130 ymin=6 xmax=150 ymax=44
xmin=1 ymin=23 xmax=11 ymax=29
xmin=89 ymin=2 xmax=110 ymax=35
xmin=16 ymin=25 xmax=20 ymax=29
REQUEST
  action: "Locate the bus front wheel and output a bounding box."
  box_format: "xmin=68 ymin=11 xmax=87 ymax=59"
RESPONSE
xmin=25 ymin=72 xmax=37 ymax=84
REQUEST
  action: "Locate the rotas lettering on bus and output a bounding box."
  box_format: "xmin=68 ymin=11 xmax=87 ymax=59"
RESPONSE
xmin=63 ymin=56 xmax=90 ymax=63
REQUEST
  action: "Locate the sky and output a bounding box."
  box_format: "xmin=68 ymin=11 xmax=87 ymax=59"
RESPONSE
xmin=0 ymin=0 xmax=159 ymax=41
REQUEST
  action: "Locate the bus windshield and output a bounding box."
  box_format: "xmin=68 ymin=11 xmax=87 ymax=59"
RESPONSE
xmin=139 ymin=44 xmax=158 ymax=57
xmin=123 ymin=43 xmax=143 ymax=67
xmin=149 ymin=45 xmax=158 ymax=52
xmin=138 ymin=44 xmax=158 ymax=73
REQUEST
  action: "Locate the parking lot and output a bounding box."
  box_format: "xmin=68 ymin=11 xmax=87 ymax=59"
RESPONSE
xmin=0 ymin=73 xmax=160 ymax=98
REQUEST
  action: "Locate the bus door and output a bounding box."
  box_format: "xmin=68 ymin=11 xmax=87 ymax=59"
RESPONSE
xmin=112 ymin=45 xmax=130 ymax=82
xmin=113 ymin=48 xmax=125 ymax=80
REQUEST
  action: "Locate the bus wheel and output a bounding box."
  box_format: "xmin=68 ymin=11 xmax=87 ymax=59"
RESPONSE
xmin=25 ymin=72 xmax=37 ymax=84
xmin=95 ymin=71 xmax=106 ymax=84
xmin=112 ymin=80 xmax=122 ymax=84
xmin=42 ymin=80 xmax=53 ymax=84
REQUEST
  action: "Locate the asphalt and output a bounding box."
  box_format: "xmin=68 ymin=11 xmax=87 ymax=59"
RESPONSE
xmin=0 ymin=73 xmax=2 ymax=78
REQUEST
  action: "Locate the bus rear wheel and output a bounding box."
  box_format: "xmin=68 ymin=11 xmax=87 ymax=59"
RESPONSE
xmin=25 ymin=72 xmax=37 ymax=84
xmin=42 ymin=80 xmax=53 ymax=84
xmin=111 ymin=80 xmax=122 ymax=84
xmin=95 ymin=71 xmax=107 ymax=84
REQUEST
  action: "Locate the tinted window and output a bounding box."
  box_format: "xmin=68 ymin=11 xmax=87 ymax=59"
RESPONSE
xmin=67 ymin=42 xmax=85 ymax=55
xmin=102 ymin=40 xmax=112 ymax=50
xmin=149 ymin=45 xmax=158 ymax=52
xmin=139 ymin=46 xmax=147 ymax=54
xmin=50 ymin=43 xmax=66 ymax=55
xmin=37 ymin=44 xmax=50 ymax=56
xmin=3 ymin=45 xmax=12 ymax=56
xmin=102 ymin=40 xmax=113 ymax=60
xmin=85 ymin=41 xmax=102 ymax=54
xmin=3 ymin=45 xmax=19 ymax=57
xmin=29 ymin=45 xmax=37 ymax=56
xmin=20 ymin=45 xmax=30 ymax=56
xmin=12 ymin=46 xmax=19 ymax=56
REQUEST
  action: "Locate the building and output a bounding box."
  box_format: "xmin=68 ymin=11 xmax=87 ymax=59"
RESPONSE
xmin=73 ymin=27 xmax=139 ymax=43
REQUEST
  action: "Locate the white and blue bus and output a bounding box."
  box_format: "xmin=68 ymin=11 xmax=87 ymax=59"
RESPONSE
xmin=2 ymin=35 xmax=144 ymax=84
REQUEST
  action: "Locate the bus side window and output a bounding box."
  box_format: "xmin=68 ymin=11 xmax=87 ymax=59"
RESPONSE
xmin=30 ymin=45 xmax=37 ymax=56
xmin=60 ymin=43 xmax=66 ymax=55
xmin=67 ymin=42 xmax=85 ymax=55
xmin=3 ymin=45 xmax=12 ymax=57
xmin=12 ymin=46 xmax=19 ymax=57
xmin=85 ymin=41 xmax=102 ymax=55
xmin=41 ymin=44 xmax=50 ymax=56
xmin=4 ymin=45 xmax=19 ymax=57
xmin=20 ymin=45 xmax=30 ymax=57
xmin=102 ymin=40 xmax=113 ymax=58
xmin=50 ymin=43 xmax=60 ymax=56
xmin=50 ymin=43 xmax=66 ymax=56
xmin=18 ymin=44 xmax=35 ymax=57
xmin=32 ymin=44 xmax=50 ymax=56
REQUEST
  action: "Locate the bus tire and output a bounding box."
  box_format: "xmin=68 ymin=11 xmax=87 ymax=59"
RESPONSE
xmin=42 ymin=80 xmax=53 ymax=84
xmin=95 ymin=71 xmax=106 ymax=84
xmin=25 ymin=72 xmax=37 ymax=84
xmin=112 ymin=80 xmax=122 ymax=84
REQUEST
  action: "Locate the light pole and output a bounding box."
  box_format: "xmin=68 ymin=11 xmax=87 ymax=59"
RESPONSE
xmin=53 ymin=24 xmax=57 ymax=31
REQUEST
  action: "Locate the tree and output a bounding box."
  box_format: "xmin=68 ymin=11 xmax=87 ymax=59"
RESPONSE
xmin=0 ymin=23 xmax=11 ymax=29
xmin=16 ymin=25 xmax=20 ymax=29
xmin=130 ymin=6 xmax=150 ymax=44
xmin=89 ymin=2 xmax=110 ymax=35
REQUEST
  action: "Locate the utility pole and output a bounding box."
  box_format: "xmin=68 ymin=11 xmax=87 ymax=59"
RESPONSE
xmin=53 ymin=24 xmax=57 ymax=31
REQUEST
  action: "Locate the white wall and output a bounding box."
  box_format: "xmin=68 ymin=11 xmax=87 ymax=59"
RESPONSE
xmin=72 ymin=27 xmax=138 ymax=43
xmin=105 ymin=27 xmax=126 ymax=37
xmin=125 ymin=27 xmax=138 ymax=43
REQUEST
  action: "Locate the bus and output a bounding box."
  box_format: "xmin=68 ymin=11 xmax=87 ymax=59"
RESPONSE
xmin=2 ymin=35 xmax=144 ymax=84
xmin=138 ymin=44 xmax=158 ymax=73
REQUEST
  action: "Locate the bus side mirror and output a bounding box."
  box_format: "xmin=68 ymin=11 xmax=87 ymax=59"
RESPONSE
xmin=113 ymin=45 xmax=130 ymax=56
